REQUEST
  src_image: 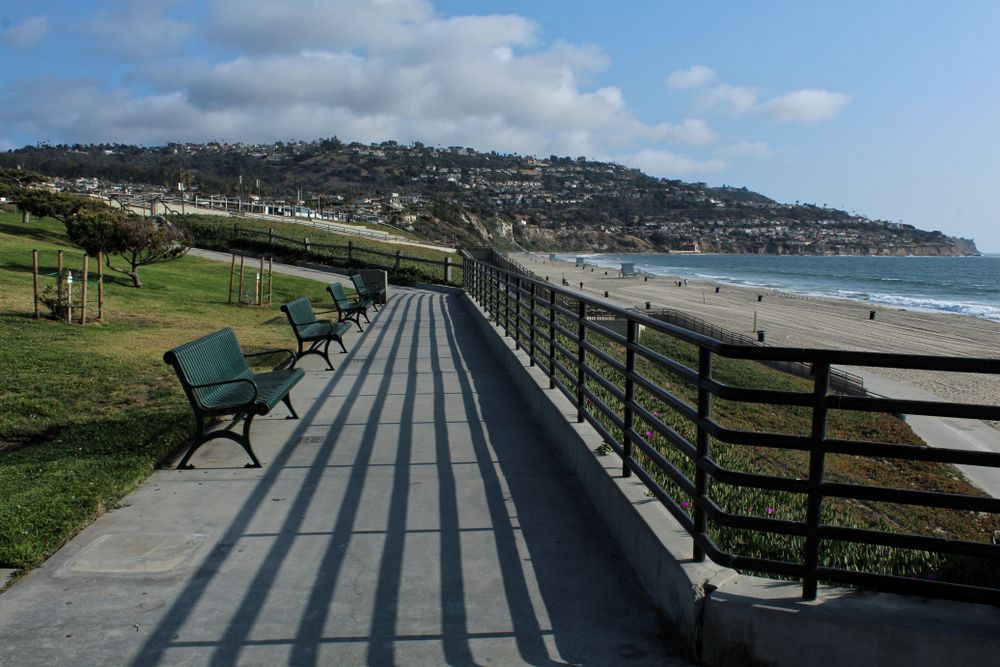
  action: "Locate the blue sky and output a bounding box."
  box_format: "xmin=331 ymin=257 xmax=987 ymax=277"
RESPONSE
xmin=2 ymin=1 xmax=998 ymax=250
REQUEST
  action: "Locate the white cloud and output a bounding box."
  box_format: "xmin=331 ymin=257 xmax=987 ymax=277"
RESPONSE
xmin=650 ymin=118 xmax=716 ymax=145
xmin=617 ymin=148 xmax=726 ymax=177
xmin=666 ymin=64 xmax=715 ymax=90
xmin=0 ymin=3 xmax=771 ymax=181
xmin=1 ymin=15 xmax=49 ymax=48
xmin=717 ymin=141 xmax=772 ymax=158
xmin=758 ymin=89 xmax=851 ymax=123
xmin=697 ymin=83 xmax=759 ymax=115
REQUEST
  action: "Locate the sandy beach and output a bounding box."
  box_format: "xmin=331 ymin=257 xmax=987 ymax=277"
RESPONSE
xmin=519 ymin=253 xmax=1000 ymax=411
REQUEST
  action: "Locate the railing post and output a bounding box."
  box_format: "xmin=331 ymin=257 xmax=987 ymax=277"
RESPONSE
xmin=488 ymin=266 xmax=496 ymax=321
xmin=514 ymin=275 xmax=521 ymax=350
xmin=693 ymin=347 xmax=712 ymax=562
xmin=548 ymin=288 xmax=556 ymax=390
xmin=623 ymin=318 xmax=636 ymax=477
xmin=444 ymin=256 xmax=452 ymax=283
xmin=502 ymin=270 xmax=510 ymax=337
xmin=528 ymin=282 xmax=536 ymax=367
xmin=803 ymin=361 xmax=831 ymax=600
xmin=577 ymin=299 xmax=586 ymax=423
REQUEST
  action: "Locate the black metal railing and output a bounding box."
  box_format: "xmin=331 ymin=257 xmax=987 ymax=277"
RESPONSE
xmin=636 ymin=305 xmax=867 ymax=396
xmin=463 ymin=250 xmax=1000 ymax=605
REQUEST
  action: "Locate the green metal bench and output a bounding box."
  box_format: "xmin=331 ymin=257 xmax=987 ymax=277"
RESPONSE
xmin=281 ymin=297 xmax=351 ymax=370
xmin=327 ymin=282 xmax=372 ymax=332
xmin=351 ymin=273 xmax=386 ymax=311
xmin=163 ymin=327 xmax=304 ymax=469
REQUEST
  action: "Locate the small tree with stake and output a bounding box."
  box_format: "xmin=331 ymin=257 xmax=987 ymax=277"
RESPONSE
xmin=65 ymin=209 xmax=188 ymax=288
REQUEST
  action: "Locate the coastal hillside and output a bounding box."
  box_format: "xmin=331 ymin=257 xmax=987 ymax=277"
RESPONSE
xmin=0 ymin=141 xmax=979 ymax=256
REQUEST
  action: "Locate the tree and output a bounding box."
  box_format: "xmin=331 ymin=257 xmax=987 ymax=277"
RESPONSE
xmin=13 ymin=189 xmax=93 ymax=224
xmin=0 ymin=167 xmax=44 ymax=200
xmin=65 ymin=210 xmax=188 ymax=287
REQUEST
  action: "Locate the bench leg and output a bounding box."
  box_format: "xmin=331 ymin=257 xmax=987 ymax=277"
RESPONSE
xmin=176 ymin=414 xmax=208 ymax=469
xmin=302 ymin=338 xmax=336 ymax=370
xmin=177 ymin=412 xmax=262 ymax=469
xmin=321 ymin=338 xmax=334 ymax=370
xmin=239 ymin=414 xmax=263 ymax=468
xmin=281 ymin=393 xmax=299 ymax=420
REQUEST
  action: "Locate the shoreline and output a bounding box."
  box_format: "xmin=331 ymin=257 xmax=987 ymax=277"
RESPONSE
xmin=518 ymin=251 xmax=1000 ymax=412
xmin=544 ymin=251 xmax=1000 ymax=322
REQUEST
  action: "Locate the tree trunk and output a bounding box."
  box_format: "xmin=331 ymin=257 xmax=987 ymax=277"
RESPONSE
xmin=129 ymin=269 xmax=142 ymax=288
xmin=21 ymin=209 xmax=30 ymax=224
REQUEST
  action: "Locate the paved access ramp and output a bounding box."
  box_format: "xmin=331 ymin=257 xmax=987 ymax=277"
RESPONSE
xmin=0 ymin=287 xmax=688 ymax=666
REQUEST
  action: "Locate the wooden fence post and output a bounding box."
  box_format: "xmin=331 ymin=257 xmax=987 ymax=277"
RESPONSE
xmin=228 ymin=254 xmax=236 ymax=304
xmin=238 ymin=255 xmax=245 ymax=303
xmin=269 ymin=227 xmax=274 ymax=245
xmin=444 ymin=256 xmax=451 ymax=282
xmin=81 ymin=255 xmax=89 ymax=325
xmin=395 ymin=249 xmax=402 ymax=269
xmin=97 ymin=251 xmax=104 ymax=321
xmin=304 ymin=237 xmax=310 ymax=253
xmin=258 ymin=255 xmax=265 ymax=306
xmin=57 ymin=250 xmax=64 ymax=305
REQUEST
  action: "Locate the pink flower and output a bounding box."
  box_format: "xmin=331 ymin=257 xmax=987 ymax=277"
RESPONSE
xmin=653 ymin=410 xmax=661 ymax=418
xmin=644 ymin=430 xmax=653 ymax=438
xmin=766 ymin=507 xmax=775 ymax=515
xmin=681 ymin=501 xmax=691 ymax=509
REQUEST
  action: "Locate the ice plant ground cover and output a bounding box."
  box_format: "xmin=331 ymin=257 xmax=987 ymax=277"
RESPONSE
xmin=563 ymin=311 xmax=1000 ymax=588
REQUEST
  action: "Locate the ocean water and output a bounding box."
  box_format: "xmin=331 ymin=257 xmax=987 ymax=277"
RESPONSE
xmin=551 ymin=253 xmax=1000 ymax=323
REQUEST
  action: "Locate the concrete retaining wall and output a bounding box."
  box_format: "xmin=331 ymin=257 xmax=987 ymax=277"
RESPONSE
xmin=464 ymin=294 xmax=1000 ymax=666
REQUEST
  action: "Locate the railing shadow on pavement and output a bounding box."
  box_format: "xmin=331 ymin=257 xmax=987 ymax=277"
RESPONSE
xmin=131 ymin=289 xmax=676 ymax=666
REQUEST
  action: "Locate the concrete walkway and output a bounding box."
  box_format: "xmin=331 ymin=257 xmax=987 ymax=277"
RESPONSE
xmin=0 ymin=286 xmax=688 ymax=665
xmin=844 ymin=367 xmax=1000 ymax=498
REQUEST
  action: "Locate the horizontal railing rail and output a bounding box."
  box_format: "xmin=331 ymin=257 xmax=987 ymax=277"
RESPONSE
xmin=635 ymin=305 xmax=867 ymax=396
xmin=463 ymin=248 xmax=1000 ymax=606
xmin=230 ymin=225 xmax=460 ymax=283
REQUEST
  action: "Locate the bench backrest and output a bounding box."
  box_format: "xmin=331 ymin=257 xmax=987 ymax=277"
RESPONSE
xmin=350 ymin=274 xmax=370 ymax=296
xmin=282 ymin=297 xmax=317 ymax=332
xmin=163 ymin=328 xmax=252 ymax=408
xmin=327 ymin=282 xmax=352 ymax=307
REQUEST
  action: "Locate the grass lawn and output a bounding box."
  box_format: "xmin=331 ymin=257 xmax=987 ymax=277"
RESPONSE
xmin=0 ymin=210 xmax=331 ymax=572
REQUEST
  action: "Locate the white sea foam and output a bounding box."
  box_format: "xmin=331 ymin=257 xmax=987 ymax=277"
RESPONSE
xmin=865 ymin=293 xmax=1000 ymax=321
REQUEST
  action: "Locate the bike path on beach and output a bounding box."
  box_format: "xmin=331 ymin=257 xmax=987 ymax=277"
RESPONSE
xmin=842 ymin=367 xmax=1000 ymax=498
xmin=0 ymin=257 xmax=688 ymax=666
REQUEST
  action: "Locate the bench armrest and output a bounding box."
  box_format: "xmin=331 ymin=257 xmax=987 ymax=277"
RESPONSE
xmin=187 ymin=377 xmax=260 ymax=403
xmin=244 ymin=348 xmax=298 ymax=370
